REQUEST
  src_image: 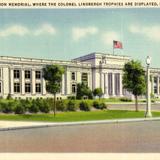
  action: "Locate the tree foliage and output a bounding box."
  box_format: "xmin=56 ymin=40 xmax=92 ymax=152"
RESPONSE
xmin=43 ymin=65 xmax=65 ymax=116
xmin=122 ymin=60 xmax=146 ymax=111
xmin=93 ymin=88 xmax=103 ymax=99
xmin=43 ymin=65 xmax=65 ymax=94
xmin=76 ymin=82 xmax=93 ymax=99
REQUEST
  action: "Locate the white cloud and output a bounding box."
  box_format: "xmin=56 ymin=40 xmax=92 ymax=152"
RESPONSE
xmin=34 ymin=24 xmax=56 ymax=36
xmin=102 ymin=31 xmax=120 ymax=45
xmin=0 ymin=25 xmax=29 ymax=37
xmin=0 ymin=24 xmax=56 ymax=37
xmin=129 ymin=24 xmax=160 ymax=42
xmin=72 ymin=26 xmax=98 ymax=41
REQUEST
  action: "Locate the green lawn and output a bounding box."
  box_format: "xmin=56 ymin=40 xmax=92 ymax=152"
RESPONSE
xmin=0 ymin=110 xmax=160 ymax=122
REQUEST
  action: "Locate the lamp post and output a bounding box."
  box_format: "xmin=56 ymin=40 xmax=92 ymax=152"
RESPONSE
xmin=145 ymin=56 xmax=152 ymax=118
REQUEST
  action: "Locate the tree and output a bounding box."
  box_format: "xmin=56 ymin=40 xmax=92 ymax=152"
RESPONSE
xmin=76 ymin=82 xmax=93 ymax=99
xmin=93 ymin=88 xmax=103 ymax=99
xmin=122 ymin=60 xmax=146 ymax=112
xmin=43 ymin=65 xmax=64 ymax=117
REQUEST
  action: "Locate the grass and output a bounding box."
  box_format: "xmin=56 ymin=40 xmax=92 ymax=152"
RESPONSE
xmin=0 ymin=110 xmax=160 ymax=122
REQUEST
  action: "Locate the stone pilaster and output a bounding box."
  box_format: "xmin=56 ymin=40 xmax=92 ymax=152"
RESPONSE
xmin=157 ymin=76 xmax=160 ymax=95
xmin=104 ymin=73 xmax=108 ymax=96
xmin=119 ymin=73 xmax=123 ymax=96
xmin=21 ymin=69 xmax=25 ymax=95
xmin=112 ymin=73 xmax=115 ymax=96
xmin=10 ymin=68 xmax=14 ymax=95
xmin=31 ymin=70 xmax=35 ymax=95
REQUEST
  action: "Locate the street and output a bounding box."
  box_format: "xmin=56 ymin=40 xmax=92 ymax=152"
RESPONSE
xmin=0 ymin=121 xmax=160 ymax=152
xmin=107 ymin=102 xmax=160 ymax=111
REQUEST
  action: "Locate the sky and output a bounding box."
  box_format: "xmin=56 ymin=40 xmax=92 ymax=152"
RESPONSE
xmin=0 ymin=9 xmax=160 ymax=67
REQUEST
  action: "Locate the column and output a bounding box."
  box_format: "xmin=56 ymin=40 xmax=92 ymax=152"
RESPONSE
xmin=65 ymin=71 xmax=70 ymax=95
xmin=104 ymin=73 xmax=108 ymax=96
xmin=61 ymin=74 xmax=65 ymax=95
xmin=119 ymin=73 xmax=123 ymax=96
xmin=21 ymin=69 xmax=25 ymax=95
xmin=157 ymin=76 xmax=159 ymax=95
xmin=42 ymin=78 xmax=46 ymax=95
xmin=77 ymin=71 xmax=81 ymax=83
xmin=151 ymin=76 xmax=154 ymax=94
xmin=88 ymin=73 xmax=92 ymax=90
xmin=100 ymin=73 xmax=104 ymax=93
xmin=10 ymin=68 xmax=14 ymax=95
xmin=32 ymin=70 xmax=35 ymax=95
xmin=112 ymin=73 xmax=115 ymax=96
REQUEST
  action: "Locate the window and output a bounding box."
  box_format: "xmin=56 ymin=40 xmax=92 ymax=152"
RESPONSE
xmin=81 ymin=73 xmax=88 ymax=85
xmin=25 ymin=83 xmax=31 ymax=93
xmin=72 ymin=84 xmax=76 ymax=93
xmin=71 ymin=72 xmax=76 ymax=80
xmin=0 ymin=69 xmax=1 ymax=78
xmin=25 ymin=70 xmax=31 ymax=79
xmin=14 ymin=70 xmax=20 ymax=79
xmin=36 ymin=71 xmax=41 ymax=79
xmin=154 ymin=77 xmax=157 ymax=83
xmin=36 ymin=83 xmax=41 ymax=93
xmin=0 ymin=82 xmax=1 ymax=93
xmin=14 ymin=83 xmax=20 ymax=93
xmin=154 ymin=86 xmax=158 ymax=94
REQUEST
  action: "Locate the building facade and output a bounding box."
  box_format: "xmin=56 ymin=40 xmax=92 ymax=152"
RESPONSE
xmin=0 ymin=52 xmax=159 ymax=99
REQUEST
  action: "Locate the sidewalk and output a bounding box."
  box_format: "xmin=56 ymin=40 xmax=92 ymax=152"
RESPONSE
xmin=1 ymin=117 xmax=160 ymax=131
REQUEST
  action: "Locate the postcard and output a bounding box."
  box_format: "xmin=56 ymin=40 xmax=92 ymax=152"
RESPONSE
xmin=0 ymin=0 xmax=160 ymax=159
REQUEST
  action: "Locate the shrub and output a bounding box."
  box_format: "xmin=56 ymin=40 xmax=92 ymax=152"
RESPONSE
xmin=14 ymin=103 xmax=26 ymax=114
xmin=6 ymin=94 xmax=12 ymax=100
xmin=99 ymin=102 xmax=107 ymax=110
xmin=67 ymin=96 xmax=76 ymax=100
xmin=56 ymin=100 xmax=67 ymax=111
xmin=29 ymin=100 xmax=39 ymax=113
xmin=39 ymin=99 xmax=51 ymax=113
xmin=93 ymin=101 xmax=107 ymax=110
xmin=19 ymin=99 xmax=32 ymax=112
xmin=151 ymin=99 xmax=155 ymax=103
xmin=1 ymin=101 xmax=16 ymax=113
xmin=93 ymin=101 xmax=100 ymax=109
xmin=79 ymin=101 xmax=91 ymax=111
xmin=46 ymin=98 xmax=54 ymax=111
xmin=120 ymin=97 xmax=132 ymax=102
xmin=67 ymin=100 xmax=77 ymax=111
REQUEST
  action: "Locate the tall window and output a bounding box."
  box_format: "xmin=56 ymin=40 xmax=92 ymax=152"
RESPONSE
xmin=0 ymin=69 xmax=1 ymax=78
xmin=36 ymin=71 xmax=41 ymax=79
xmin=72 ymin=84 xmax=76 ymax=93
xmin=0 ymin=82 xmax=1 ymax=93
xmin=14 ymin=83 xmax=20 ymax=93
xmin=25 ymin=83 xmax=31 ymax=93
xmin=115 ymin=73 xmax=120 ymax=95
xmin=25 ymin=70 xmax=31 ymax=79
xmin=154 ymin=86 xmax=158 ymax=94
xmin=14 ymin=70 xmax=20 ymax=79
xmin=36 ymin=83 xmax=41 ymax=93
xmin=71 ymin=72 xmax=76 ymax=80
xmin=81 ymin=73 xmax=88 ymax=85
xmin=154 ymin=77 xmax=157 ymax=83
xmin=108 ymin=73 xmax=112 ymax=95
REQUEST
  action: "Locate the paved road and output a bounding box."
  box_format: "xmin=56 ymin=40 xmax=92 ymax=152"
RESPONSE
xmin=0 ymin=121 xmax=160 ymax=152
xmin=107 ymin=103 xmax=160 ymax=111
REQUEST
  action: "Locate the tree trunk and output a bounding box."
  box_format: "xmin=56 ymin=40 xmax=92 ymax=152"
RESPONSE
xmin=135 ymin=95 xmax=138 ymax=112
xmin=53 ymin=94 xmax=56 ymax=117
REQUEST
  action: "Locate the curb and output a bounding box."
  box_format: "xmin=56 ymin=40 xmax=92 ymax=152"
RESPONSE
xmin=1 ymin=117 xmax=160 ymax=131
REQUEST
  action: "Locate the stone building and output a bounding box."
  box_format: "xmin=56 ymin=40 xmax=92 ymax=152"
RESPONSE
xmin=0 ymin=52 xmax=159 ymax=99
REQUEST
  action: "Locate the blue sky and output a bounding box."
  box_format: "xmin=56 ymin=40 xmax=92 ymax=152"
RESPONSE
xmin=0 ymin=9 xmax=160 ymax=67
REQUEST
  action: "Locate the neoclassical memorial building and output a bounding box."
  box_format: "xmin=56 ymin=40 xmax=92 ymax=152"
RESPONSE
xmin=0 ymin=52 xmax=159 ymax=99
